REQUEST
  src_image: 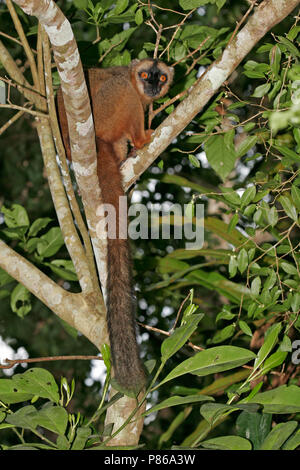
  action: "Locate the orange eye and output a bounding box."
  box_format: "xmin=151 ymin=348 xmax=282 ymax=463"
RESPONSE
xmin=160 ymin=74 xmax=167 ymax=82
xmin=141 ymin=71 xmax=148 ymax=79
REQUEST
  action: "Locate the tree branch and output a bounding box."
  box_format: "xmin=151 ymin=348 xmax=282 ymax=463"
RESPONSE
xmin=0 ymin=240 xmax=108 ymax=349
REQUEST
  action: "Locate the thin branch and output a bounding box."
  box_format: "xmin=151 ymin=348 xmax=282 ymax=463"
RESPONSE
xmin=227 ymin=0 xmax=258 ymax=48
xmin=159 ymin=8 xmax=197 ymax=60
xmin=0 ymin=355 xmax=102 ymax=369
xmin=98 ymin=39 xmax=123 ymax=63
xmin=0 ymin=102 xmax=48 ymax=118
xmin=138 ymin=319 xmax=204 ymax=352
xmin=37 ymin=23 xmax=46 ymax=96
xmin=0 ymin=31 xmax=35 ymax=50
xmin=171 ymin=36 xmax=211 ymax=67
xmin=0 ymin=39 xmax=46 ymax=107
xmin=6 ymin=0 xmax=39 ymax=90
xmin=0 ymin=109 xmax=24 ymax=135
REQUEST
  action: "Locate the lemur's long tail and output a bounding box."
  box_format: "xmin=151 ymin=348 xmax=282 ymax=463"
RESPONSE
xmin=97 ymin=139 xmax=145 ymax=393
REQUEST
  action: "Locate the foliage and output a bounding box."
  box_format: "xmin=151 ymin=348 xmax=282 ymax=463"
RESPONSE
xmin=0 ymin=0 xmax=300 ymax=451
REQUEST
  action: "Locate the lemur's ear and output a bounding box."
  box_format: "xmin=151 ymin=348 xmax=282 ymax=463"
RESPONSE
xmin=130 ymin=59 xmax=140 ymax=68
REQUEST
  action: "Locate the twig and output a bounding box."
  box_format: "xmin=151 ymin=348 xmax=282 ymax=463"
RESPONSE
xmin=98 ymin=39 xmax=123 ymax=64
xmin=0 ymin=75 xmax=46 ymax=103
xmin=227 ymin=0 xmax=258 ymax=48
xmin=6 ymin=0 xmax=39 ymax=90
xmin=153 ymin=23 xmax=163 ymax=59
xmin=0 ymin=355 xmax=102 ymax=370
xmin=0 ymin=31 xmax=37 ymax=52
xmin=171 ymin=290 xmax=192 ymax=332
xmin=171 ymin=36 xmax=211 ymax=67
xmin=138 ymin=1 xmax=188 ymax=17
xmin=138 ymin=319 xmax=204 ymax=351
xmin=0 ymin=102 xmax=48 ymax=118
xmin=0 ymin=109 xmax=25 ymax=135
xmin=159 ymin=8 xmax=197 ymax=61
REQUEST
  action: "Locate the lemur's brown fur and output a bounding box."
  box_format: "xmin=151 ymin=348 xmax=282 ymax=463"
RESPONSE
xmin=57 ymin=59 xmax=173 ymax=392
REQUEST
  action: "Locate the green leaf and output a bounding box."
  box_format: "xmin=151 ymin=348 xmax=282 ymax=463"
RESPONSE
xmin=266 ymin=206 xmax=278 ymax=227
xmin=236 ymin=137 xmax=257 ymax=159
xmin=252 ymin=83 xmax=271 ymax=98
xmin=99 ymin=0 xmax=115 ymax=9
xmin=278 ymin=36 xmax=300 ymax=57
xmin=200 ymin=435 xmax=252 ymax=450
xmin=240 ymin=185 xmax=256 ymax=207
xmin=291 ymin=185 xmax=300 ymax=210
xmin=10 ymin=283 xmax=31 ymax=318
xmin=253 ymin=322 xmax=281 ymax=372
xmin=5 ymin=405 xmax=38 ymax=431
xmin=280 ymin=261 xmax=298 ymax=275
xmin=291 ymin=293 xmax=300 ymax=313
xmin=227 ymin=213 xmax=239 ymax=233
xmin=188 ymin=154 xmax=200 ymax=168
xmin=278 ymin=195 xmax=298 ymax=222
xmin=74 ymin=0 xmax=89 ymax=8
xmin=264 ymin=269 xmax=277 ymax=290
xmin=258 ymin=349 xmax=287 ymax=376
xmin=56 ymin=434 xmax=70 ymax=450
xmin=134 ymin=8 xmax=143 ymax=25
xmin=157 ymin=257 xmax=189 ymax=274
xmin=236 ymin=411 xmax=272 ymax=450
xmin=12 ymin=368 xmax=60 ymax=403
xmin=71 ymin=426 xmax=92 ymax=450
xmin=0 ymin=379 xmax=33 ymax=404
xmin=269 ymin=45 xmax=281 ymax=78
xmin=204 ymin=135 xmax=237 ymax=181
xmin=200 ymin=402 xmax=259 ymax=426
xmin=282 ymin=429 xmax=300 ymax=450
xmin=158 ymin=346 xmax=256 ymax=386
xmin=260 ymin=421 xmax=298 ymax=450
xmin=113 ymin=0 xmax=129 ymax=15
xmin=210 ymin=324 xmax=235 ymax=344
xmin=144 ymin=394 xmax=214 ymax=416
xmin=237 ymin=248 xmax=248 ymax=274
xmin=161 ymin=314 xmax=203 ymax=362
xmin=246 ymin=385 xmax=300 ymax=414
xmin=37 ymin=227 xmax=65 ymax=258
xmin=250 ymin=276 xmax=261 ymax=297
xmin=216 ymin=306 xmax=236 ymax=322
xmin=239 ymin=320 xmax=252 ymax=337
xmin=101 ymin=344 xmax=111 ymax=372
xmin=179 ymin=0 xmax=212 ymax=9
xmin=1 ymin=204 xmax=29 ymax=229
xmin=274 ymin=145 xmax=300 ymax=163
xmin=216 ymin=0 xmax=226 ymax=9
xmin=35 ymin=403 xmax=68 ymax=435
xmin=228 ymin=255 xmax=238 ymax=278
xmin=44 ymin=260 xmax=78 ymax=281
xmin=220 ymin=187 xmax=241 ymax=206
xmin=280 ymin=335 xmax=292 ymax=352
xmin=28 ymin=218 xmax=52 ymax=237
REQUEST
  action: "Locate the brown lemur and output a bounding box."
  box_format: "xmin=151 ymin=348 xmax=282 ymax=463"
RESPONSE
xmin=56 ymin=58 xmax=174 ymax=393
